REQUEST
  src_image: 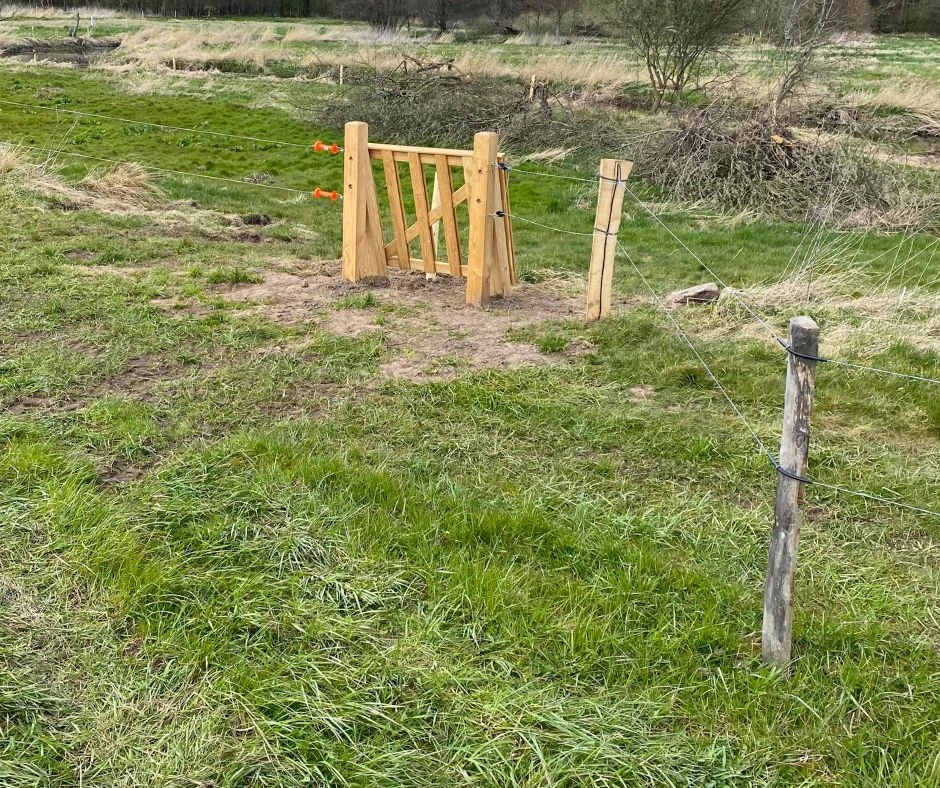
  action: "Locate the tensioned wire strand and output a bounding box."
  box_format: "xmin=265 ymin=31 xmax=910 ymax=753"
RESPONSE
xmin=10 ymin=143 xmax=314 ymax=195
xmin=502 ymin=161 xmax=794 ymax=344
xmin=492 ymin=212 xmax=608 ymax=238
xmin=497 ymin=162 xmax=595 ymax=183
xmin=619 ymin=182 xmax=940 ymax=387
xmin=616 ymin=240 xmax=940 ymax=519
xmin=506 ymin=161 xmax=940 ymax=386
xmin=497 ymin=202 xmax=940 ymax=390
xmin=492 ymin=167 xmax=940 ymax=516
xmin=0 ymin=97 xmax=313 ymax=149
xmin=614 ymin=239 xmax=776 ymax=461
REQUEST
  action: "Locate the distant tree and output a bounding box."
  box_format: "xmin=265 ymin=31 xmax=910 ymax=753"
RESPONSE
xmin=537 ymin=0 xmax=581 ymax=35
xmin=611 ymin=0 xmax=753 ymax=110
xmin=765 ymin=0 xmax=840 ymax=123
xmin=432 ymin=0 xmax=450 ymax=31
xmin=873 ymin=0 xmax=940 ymax=33
xmin=346 ymin=0 xmax=410 ymax=28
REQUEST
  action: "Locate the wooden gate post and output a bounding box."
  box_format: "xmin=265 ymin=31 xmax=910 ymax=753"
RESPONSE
xmin=586 ymin=159 xmax=632 ymax=321
xmin=342 ymin=121 xmax=387 ymax=284
xmin=466 ymin=131 xmax=502 ymax=307
xmin=762 ymin=316 xmax=820 ymax=667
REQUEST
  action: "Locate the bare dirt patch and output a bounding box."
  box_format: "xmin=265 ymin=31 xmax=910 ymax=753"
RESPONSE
xmin=6 ymin=356 xmax=185 ymax=417
xmin=89 ymin=356 xmax=178 ymax=402
xmin=176 ymin=264 xmax=587 ymax=381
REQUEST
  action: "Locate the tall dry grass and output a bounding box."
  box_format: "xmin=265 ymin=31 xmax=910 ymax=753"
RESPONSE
xmin=842 ymin=81 xmax=940 ymax=116
xmin=452 ymin=49 xmax=645 ymax=87
xmin=0 ymin=144 xmax=164 ymax=213
xmin=112 ymin=24 xmax=288 ymax=70
xmin=109 ymin=21 xmax=647 ymax=90
xmin=5 ymin=4 xmax=126 ymax=19
xmin=282 ymin=24 xmax=425 ymax=45
xmin=79 ymin=162 xmax=163 ymax=206
xmin=0 ymin=143 xmax=29 ymax=175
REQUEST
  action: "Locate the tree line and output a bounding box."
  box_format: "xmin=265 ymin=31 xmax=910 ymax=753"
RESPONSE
xmin=12 ymin=0 xmax=940 ymax=34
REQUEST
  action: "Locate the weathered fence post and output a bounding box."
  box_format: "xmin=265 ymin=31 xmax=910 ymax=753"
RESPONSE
xmin=342 ymin=121 xmax=387 ymax=284
xmin=762 ymin=316 xmax=820 ymax=667
xmin=586 ymin=159 xmax=632 ymax=321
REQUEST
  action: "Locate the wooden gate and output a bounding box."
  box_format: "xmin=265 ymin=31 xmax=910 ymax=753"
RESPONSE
xmin=342 ymin=121 xmax=516 ymax=306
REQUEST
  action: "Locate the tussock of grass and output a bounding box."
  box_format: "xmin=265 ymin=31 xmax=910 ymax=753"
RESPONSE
xmin=334 ymin=292 xmax=377 ymax=310
xmin=842 ymin=80 xmax=940 ymax=116
xmin=78 ymin=162 xmax=163 ymax=206
xmin=205 ymin=267 xmax=264 ymax=285
xmin=0 ymin=143 xmax=28 ymax=175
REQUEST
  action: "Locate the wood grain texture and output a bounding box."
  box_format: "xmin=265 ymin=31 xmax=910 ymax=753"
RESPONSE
xmin=762 ymin=316 xmax=820 ymax=667
xmin=466 ymin=132 xmax=499 ymax=306
xmin=586 ymin=159 xmax=632 ymax=320
xmin=408 ymin=152 xmax=437 ymax=275
xmin=381 ymin=149 xmax=411 ymax=270
xmin=342 ymin=122 xmax=386 ymax=282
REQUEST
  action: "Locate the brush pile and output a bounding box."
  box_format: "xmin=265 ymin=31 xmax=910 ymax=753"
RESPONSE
xmin=321 ymin=62 xmax=623 ymax=154
xmin=642 ymin=105 xmax=906 ymax=224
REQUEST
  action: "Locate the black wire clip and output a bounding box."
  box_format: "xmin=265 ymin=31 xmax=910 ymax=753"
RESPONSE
xmin=768 ymin=455 xmax=815 ymax=485
xmin=777 ymin=339 xmax=829 ymax=364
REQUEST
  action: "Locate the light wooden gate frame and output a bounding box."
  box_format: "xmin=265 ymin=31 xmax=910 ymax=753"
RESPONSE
xmin=342 ymin=121 xmax=516 ymax=307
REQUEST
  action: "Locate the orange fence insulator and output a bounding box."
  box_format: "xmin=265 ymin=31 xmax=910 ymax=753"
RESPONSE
xmin=312 ymin=140 xmax=342 ymax=155
xmin=312 ymin=187 xmax=341 ymax=201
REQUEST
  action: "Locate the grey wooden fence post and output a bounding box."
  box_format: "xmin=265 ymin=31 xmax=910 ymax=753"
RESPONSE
xmin=762 ymin=316 xmax=820 ymax=667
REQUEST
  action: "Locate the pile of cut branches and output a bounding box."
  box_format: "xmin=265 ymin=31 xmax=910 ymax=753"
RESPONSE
xmin=320 ymin=61 xmax=623 ymax=154
xmin=641 ymin=105 xmax=938 ymax=228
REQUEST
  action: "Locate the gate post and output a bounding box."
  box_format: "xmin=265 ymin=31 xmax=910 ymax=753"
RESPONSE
xmin=342 ymin=121 xmax=387 ymax=283
xmin=466 ymin=132 xmax=501 ymax=307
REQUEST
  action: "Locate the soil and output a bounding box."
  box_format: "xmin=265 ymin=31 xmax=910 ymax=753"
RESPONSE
xmin=177 ymin=264 xmax=589 ymax=381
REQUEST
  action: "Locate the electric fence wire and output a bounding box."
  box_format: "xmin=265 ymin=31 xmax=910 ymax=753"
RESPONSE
xmin=619 ymin=182 xmax=940 ymax=387
xmin=0 ymin=97 xmax=312 ymax=149
xmin=615 ymin=240 xmax=940 ymax=519
xmin=9 ymin=143 xmax=315 ymax=196
xmin=504 ymin=161 xmax=940 ymax=386
xmin=476 ymin=189 xmax=940 ymax=517
xmin=497 ymin=162 xmax=595 ymax=183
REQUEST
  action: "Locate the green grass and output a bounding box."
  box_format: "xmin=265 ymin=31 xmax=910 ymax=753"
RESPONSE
xmin=334 ymin=292 xmax=378 ymax=310
xmin=206 ymin=266 xmax=264 ymax=285
xmin=0 ymin=39 xmax=938 ymax=786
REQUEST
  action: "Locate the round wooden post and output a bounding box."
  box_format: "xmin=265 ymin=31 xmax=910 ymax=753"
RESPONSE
xmin=586 ymin=159 xmax=632 ymax=321
xmin=762 ymin=316 xmax=820 ymax=667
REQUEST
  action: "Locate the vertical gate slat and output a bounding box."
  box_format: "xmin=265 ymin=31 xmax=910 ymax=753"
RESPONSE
xmin=408 ymin=153 xmax=437 ymax=275
xmin=434 ymin=155 xmax=463 ymax=276
xmin=381 ymin=150 xmax=411 ymax=270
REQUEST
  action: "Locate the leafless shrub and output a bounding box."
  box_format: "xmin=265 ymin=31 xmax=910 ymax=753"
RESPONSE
xmin=764 ymin=0 xmax=841 ymax=123
xmin=610 ymin=0 xmax=752 ymax=110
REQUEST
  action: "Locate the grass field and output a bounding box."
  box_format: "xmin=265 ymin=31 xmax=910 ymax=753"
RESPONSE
xmin=0 ymin=10 xmax=938 ymax=787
